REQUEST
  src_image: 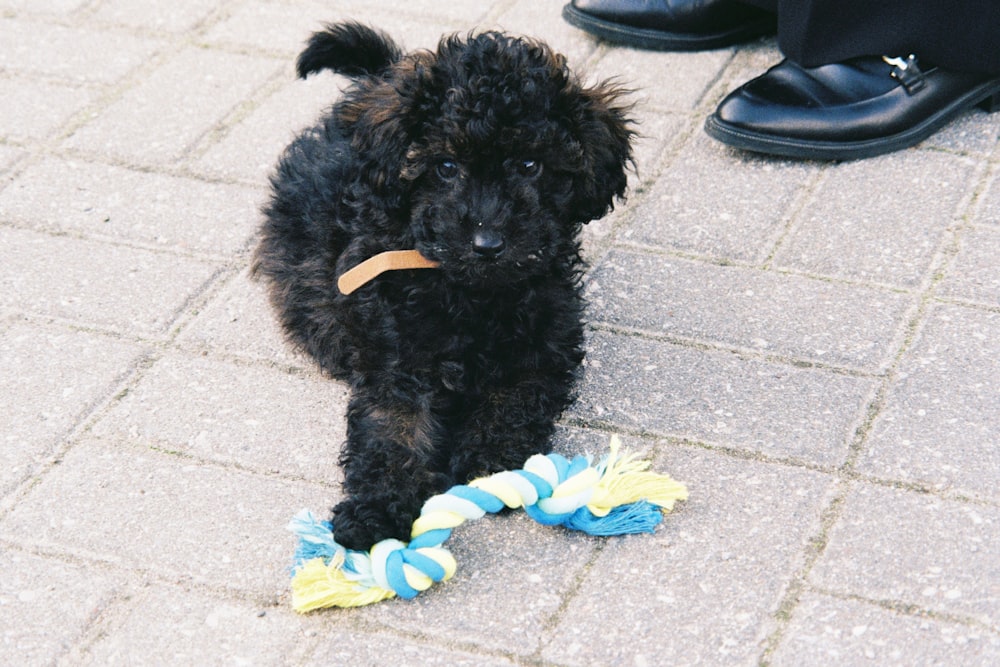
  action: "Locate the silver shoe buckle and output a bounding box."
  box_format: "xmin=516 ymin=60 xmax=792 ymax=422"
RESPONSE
xmin=883 ymin=54 xmax=926 ymax=94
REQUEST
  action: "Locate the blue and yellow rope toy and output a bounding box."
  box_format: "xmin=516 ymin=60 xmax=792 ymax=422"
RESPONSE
xmin=288 ymin=436 xmax=688 ymax=612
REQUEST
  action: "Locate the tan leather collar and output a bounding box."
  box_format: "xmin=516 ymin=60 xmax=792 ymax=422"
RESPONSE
xmin=337 ymin=249 xmax=440 ymax=295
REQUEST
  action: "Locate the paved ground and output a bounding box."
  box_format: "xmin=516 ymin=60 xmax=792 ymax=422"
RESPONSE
xmin=2 ymin=1 xmax=999 ymax=665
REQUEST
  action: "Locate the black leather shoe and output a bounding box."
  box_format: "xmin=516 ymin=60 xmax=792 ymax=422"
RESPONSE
xmin=562 ymin=0 xmax=776 ymax=51
xmin=705 ymin=55 xmax=1000 ymax=160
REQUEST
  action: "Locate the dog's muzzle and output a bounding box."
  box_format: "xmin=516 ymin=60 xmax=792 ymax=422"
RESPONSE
xmin=472 ymin=230 xmax=506 ymax=258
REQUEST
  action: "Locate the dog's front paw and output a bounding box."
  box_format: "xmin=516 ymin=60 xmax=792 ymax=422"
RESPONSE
xmin=331 ymin=497 xmax=415 ymax=551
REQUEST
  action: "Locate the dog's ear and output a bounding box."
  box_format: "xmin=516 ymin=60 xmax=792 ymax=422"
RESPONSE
xmin=567 ymin=82 xmax=634 ymax=224
xmin=336 ymin=55 xmax=434 ymax=211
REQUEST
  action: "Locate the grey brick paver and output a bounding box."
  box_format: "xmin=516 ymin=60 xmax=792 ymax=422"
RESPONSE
xmin=588 ymin=47 xmax=733 ymax=111
xmin=771 ymin=592 xmax=1000 ymax=665
xmin=175 ymin=270 xmax=303 ymax=366
xmin=0 ymin=17 xmax=164 ymax=84
xmin=0 ymin=227 xmax=220 ymax=336
xmin=572 ymin=330 xmax=873 ymax=466
xmin=621 ymin=133 xmax=813 ymax=263
xmin=63 ymin=47 xmax=282 ymax=167
xmin=975 ymin=171 xmax=1000 ymax=225
xmin=0 ymin=78 xmax=93 ymax=143
xmin=0 ymin=550 xmax=117 ymax=665
xmin=69 ymin=585 xmax=314 ymax=666
xmin=0 ymin=0 xmax=90 ymax=13
xmin=192 ymin=73 xmax=345 ymax=184
xmin=859 ymin=304 xmax=1000 ymax=501
xmin=772 ymin=152 xmax=980 ymax=288
xmin=1 ymin=437 xmax=332 ymax=593
xmin=493 ymin=0 xmax=598 ymax=66
xmin=2 ymin=1 xmax=999 ymax=664
xmin=91 ymin=0 xmax=222 ymax=33
xmin=377 ymin=0 xmax=492 ymax=24
xmin=544 ymin=441 xmax=834 ymax=666
xmin=200 ymin=0 xmax=358 ymax=55
xmin=307 ymin=630 xmax=520 ymax=666
xmin=0 ymin=157 xmax=260 ymax=254
xmin=91 ymin=351 xmax=348 ymax=480
xmin=201 ymin=1 xmax=468 ymax=56
xmin=588 ymin=248 xmax=911 ymax=370
xmin=1 ymin=321 xmax=145 ymax=493
xmin=358 ymin=514 xmax=598 ymax=658
xmin=0 ymin=145 xmax=25 ymax=170
xmin=938 ymin=225 xmax=1000 ymax=305
xmin=810 ymin=483 xmax=1000 ymax=626
xmin=923 ymin=108 xmax=1000 ymax=157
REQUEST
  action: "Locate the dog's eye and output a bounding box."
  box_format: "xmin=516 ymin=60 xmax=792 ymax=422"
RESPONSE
xmin=517 ymin=159 xmax=542 ymax=177
xmin=436 ymin=160 xmax=459 ymax=180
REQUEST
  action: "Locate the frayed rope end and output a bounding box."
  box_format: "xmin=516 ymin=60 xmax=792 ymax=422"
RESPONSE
xmin=587 ymin=435 xmax=689 ymax=518
xmin=291 ymin=556 xmax=395 ymax=612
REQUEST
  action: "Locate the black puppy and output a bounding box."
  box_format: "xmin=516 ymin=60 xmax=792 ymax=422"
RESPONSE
xmin=254 ymin=22 xmax=632 ymax=550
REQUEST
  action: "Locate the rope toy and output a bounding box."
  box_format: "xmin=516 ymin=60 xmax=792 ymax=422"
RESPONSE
xmin=288 ymin=435 xmax=688 ymax=612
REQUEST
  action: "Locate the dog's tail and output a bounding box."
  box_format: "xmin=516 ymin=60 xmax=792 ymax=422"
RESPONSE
xmin=296 ymin=22 xmax=404 ymax=79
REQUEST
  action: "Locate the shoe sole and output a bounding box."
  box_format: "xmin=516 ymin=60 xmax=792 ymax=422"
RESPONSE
xmin=561 ymin=4 xmax=776 ymax=51
xmin=704 ymin=80 xmax=1000 ymax=161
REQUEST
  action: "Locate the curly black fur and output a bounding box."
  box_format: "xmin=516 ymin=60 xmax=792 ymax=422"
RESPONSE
xmin=254 ymin=22 xmax=633 ymax=550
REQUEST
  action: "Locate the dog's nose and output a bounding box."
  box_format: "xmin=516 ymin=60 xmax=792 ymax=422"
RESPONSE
xmin=472 ymin=230 xmax=506 ymax=257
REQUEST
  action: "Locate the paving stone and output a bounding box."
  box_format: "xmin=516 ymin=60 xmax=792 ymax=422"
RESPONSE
xmin=356 ymin=512 xmax=598 ymax=658
xmin=620 ymin=132 xmax=813 ymax=263
xmin=0 ymin=550 xmax=116 ymax=665
xmin=376 ymin=0 xmax=491 ymax=24
xmin=0 ymin=17 xmax=163 ymax=84
xmin=625 ymin=110 xmax=687 ymax=183
xmin=492 ymin=0 xmax=598 ymax=67
xmin=0 ymin=157 xmax=259 ymax=255
xmin=542 ymin=434 xmax=833 ymax=666
xmin=307 ymin=629 xmax=518 ymax=666
xmin=91 ymin=351 xmax=346 ymax=481
xmin=199 ymin=0 xmax=338 ymax=55
xmin=937 ymin=225 xmax=1000 ymax=305
xmin=0 ymin=144 xmax=26 ymax=171
xmin=772 ymin=151 xmax=979 ymax=288
xmin=569 ymin=111 xmax=688 ymax=263
xmin=177 ymin=270 xmax=305 ymax=367
xmin=587 ymin=45 xmax=731 ymax=111
xmin=64 ymin=47 xmax=281 ymax=167
xmin=73 ymin=585 xmax=313 ymax=666
xmin=0 ymin=437 xmax=333 ymax=594
xmin=193 ymin=72 xmax=345 ymax=183
xmin=771 ymin=592 xmax=1000 ymax=666
xmin=974 ymin=170 xmax=1000 ymax=226
xmin=0 ymin=77 xmax=93 ymax=143
xmin=571 ymin=329 xmax=873 ymax=466
xmin=91 ymin=0 xmax=223 ymax=33
xmin=922 ymin=107 xmax=1000 ymax=157
xmin=587 ymin=248 xmax=911 ymax=370
xmin=0 ymin=0 xmax=89 ymax=12
xmin=0 ymin=321 xmax=145 ymax=493
xmin=810 ymin=483 xmax=1000 ymax=627
xmin=0 ymin=227 xmax=219 ymax=336
xmin=858 ymin=304 xmax=1000 ymax=501
xmin=201 ymin=0 xmax=465 ymax=56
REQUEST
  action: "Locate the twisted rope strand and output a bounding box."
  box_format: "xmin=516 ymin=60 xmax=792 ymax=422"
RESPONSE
xmin=289 ymin=436 xmax=687 ymax=612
